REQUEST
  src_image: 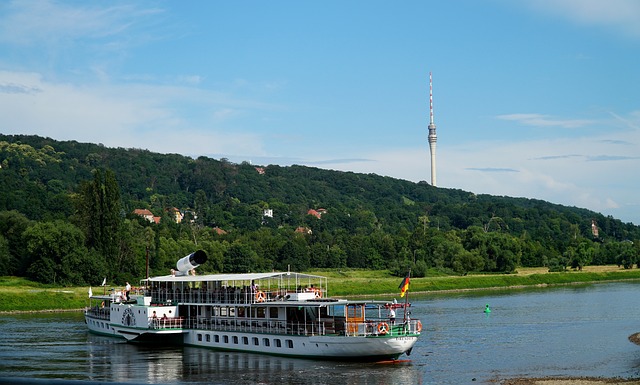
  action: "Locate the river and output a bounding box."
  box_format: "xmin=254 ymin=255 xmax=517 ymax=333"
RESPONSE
xmin=2 ymin=282 xmax=640 ymax=384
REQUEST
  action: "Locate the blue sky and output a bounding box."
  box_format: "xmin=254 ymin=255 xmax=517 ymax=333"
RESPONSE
xmin=1 ymin=1 xmax=639 ymax=225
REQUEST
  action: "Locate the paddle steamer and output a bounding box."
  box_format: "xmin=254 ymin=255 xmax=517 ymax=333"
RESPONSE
xmin=85 ymin=251 xmax=421 ymax=361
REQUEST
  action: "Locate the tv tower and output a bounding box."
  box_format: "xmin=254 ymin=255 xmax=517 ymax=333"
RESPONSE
xmin=428 ymin=72 xmax=437 ymax=186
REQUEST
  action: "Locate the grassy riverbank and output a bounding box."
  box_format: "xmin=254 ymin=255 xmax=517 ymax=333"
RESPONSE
xmin=314 ymin=265 xmax=640 ymax=297
xmin=0 ymin=276 xmax=89 ymax=312
xmin=2 ymin=266 xmax=640 ymax=313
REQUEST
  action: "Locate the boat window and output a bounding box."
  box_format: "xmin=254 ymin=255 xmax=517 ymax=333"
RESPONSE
xmin=229 ymin=307 xmax=235 ymax=317
xmin=263 ymin=338 xmax=270 ymax=347
xmin=220 ymin=307 xmax=228 ymax=317
xmin=275 ymin=339 xmax=281 ymax=348
xmin=233 ymin=336 xmax=238 ymax=344
xmin=213 ymin=307 xmax=219 ymax=316
xmin=214 ymin=335 xmax=219 ymax=343
xmin=286 ymin=340 xmax=293 ymax=349
xmin=252 ymin=337 xmax=259 ymax=346
xmin=256 ymin=307 xmax=266 ymax=318
xmin=206 ymin=334 xmax=210 ymax=342
xmin=330 ymin=305 xmax=344 ymax=317
xmin=223 ymin=335 xmax=229 ymax=344
xmin=242 ymin=337 xmax=248 ymax=345
xmin=237 ymin=307 xmax=246 ymax=318
xmin=197 ymin=334 xmax=202 ymax=342
xmin=269 ymin=307 xmax=278 ymax=318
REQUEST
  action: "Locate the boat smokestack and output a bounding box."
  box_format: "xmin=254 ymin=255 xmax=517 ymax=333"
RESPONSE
xmin=176 ymin=250 xmax=207 ymax=274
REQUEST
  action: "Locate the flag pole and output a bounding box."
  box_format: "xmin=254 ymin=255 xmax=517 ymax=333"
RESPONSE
xmin=404 ymin=269 xmax=410 ymax=324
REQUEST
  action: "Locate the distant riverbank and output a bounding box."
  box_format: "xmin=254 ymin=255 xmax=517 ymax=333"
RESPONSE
xmin=316 ymin=265 xmax=640 ymax=297
xmin=2 ymin=266 xmax=640 ymax=313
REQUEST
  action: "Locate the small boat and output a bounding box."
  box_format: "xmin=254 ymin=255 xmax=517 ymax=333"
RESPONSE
xmin=85 ymin=251 xmax=422 ymax=361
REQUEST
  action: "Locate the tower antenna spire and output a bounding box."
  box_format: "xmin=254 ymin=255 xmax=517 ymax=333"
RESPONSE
xmin=429 ymin=72 xmax=435 ymax=126
xmin=428 ymin=72 xmax=438 ymax=187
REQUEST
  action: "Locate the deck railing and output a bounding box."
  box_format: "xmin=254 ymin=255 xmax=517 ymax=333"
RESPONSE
xmin=149 ymin=316 xmax=185 ymax=329
xmin=147 ymin=288 xmax=317 ymax=305
xmin=85 ymin=307 xmax=110 ymax=320
xmin=148 ymin=316 xmax=422 ymax=337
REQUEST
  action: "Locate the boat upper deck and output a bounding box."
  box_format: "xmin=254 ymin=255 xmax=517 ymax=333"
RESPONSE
xmin=143 ymin=271 xmax=330 ymax=306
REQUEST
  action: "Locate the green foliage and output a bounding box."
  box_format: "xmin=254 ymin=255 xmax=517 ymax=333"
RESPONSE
xmin=547 ymin=256 xmax=569 ymax=272
xmin=22 ymin=220 xmax=92 ymax=285
xmin=0 ymin=234 xmax=12 ymax=274
xmin=1 ymin=134 xmax=640 ymax=285
xmin=74 ymin=168 xmax=122 ymax=260
xmin=224 ymin=241 xmax=259 ymax=273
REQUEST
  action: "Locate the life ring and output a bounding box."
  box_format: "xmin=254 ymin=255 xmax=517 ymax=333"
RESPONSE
xmin=255 ymin=291 xmax=266 ymax=302
xmin=377 ymin=322 xmax=389 ymax=335
xmin=416 ymin=320 xmax=422 ymax=332
xmin=314 ymin=288 xmax=322 ymax=298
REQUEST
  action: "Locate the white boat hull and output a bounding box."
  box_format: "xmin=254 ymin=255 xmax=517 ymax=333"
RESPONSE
xmin=85 ymin=314 xmax=122 ymax=338
xmin=184 ymin=332 xmax=417 ymax=360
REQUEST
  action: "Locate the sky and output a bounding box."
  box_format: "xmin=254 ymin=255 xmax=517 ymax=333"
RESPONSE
xmin=0 ymin=1 xmax=639 ymax=225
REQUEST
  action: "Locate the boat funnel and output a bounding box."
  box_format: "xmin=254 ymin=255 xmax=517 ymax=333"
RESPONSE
xmin=176 ymin=250 xmax=208 ymax=274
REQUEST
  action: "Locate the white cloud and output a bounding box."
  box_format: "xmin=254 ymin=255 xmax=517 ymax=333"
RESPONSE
xmin=436 ymin=129 xmax=640 ymax=221
xmin=0 ymin=70 xmax=266 ymax=157
xmin=523 ymin=0 xmax=640 ymax=39
xmin=609 ymin=111 xmax=640 ymax=131
xmin=178 ymin=75 xmax=204 ymax=86
xmin=496 ymin=113 xmax=594 ymax=128
xmin=0 ymin=0 xmax=162 ymax=46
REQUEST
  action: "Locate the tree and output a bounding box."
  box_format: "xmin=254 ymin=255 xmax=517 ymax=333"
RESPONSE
xmin=75 ymin=168 xmax=123 ymax=261
xmin=615 ymin=241 xmax=636 ymax=269
xmin=277 ymin=238 xmax=310 ymax=271
xmin=0 ymin=210 xmax=31 ymax=275
xmin=0 ymin=235 xmax=11 ymax=275
xmin=548 ymin=255 xmax=569 ymax=272
xmin=223 ymin=241 xmax=258 ymax=273
xmin=569 ymin=239 xmax=594 ymax=270
xmin=23 ymin=220 xmax=97 ymax=285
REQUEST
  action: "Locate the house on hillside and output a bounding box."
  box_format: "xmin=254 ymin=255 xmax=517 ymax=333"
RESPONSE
xmin=307 ymin=208 xmax=327 ymax=219
xmin=167 ymin=207 xmax=184 ymax=223
xmin=212 ymin=227 xmax=228 ymax=235
xmin=295 ymin=226 xmax=312 ymax=235
xmin=133 ymin=209 xmax=160 ymax=224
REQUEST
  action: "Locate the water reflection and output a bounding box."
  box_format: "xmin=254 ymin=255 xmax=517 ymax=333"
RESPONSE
xmin=180 ymin=348 xmax=422 ymax=385
xmin=83 ymin=331 xmax=423 ymax=384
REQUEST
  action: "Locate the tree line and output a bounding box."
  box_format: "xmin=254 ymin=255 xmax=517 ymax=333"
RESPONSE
xmin=1 ymin=134 xmax=639 ymax=286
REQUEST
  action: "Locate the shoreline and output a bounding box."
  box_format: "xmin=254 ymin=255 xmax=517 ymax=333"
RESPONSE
xmin=3 ymin=277 xmax=640 ymax=314
xmin=0 ymin=308 xmax=84 ymax=315
xmin=348 ymin=277 xmax=640 ymax=299
xmin=497 ymin=378 xmax=640 ymax=384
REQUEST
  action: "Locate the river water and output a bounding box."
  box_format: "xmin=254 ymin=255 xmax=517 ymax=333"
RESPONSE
xmin=2 ymin=282 xmax=640 ymax=384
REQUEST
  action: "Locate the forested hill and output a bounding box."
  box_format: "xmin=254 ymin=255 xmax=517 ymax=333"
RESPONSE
xmin=1 ymin=134 xmax=639 ymax=285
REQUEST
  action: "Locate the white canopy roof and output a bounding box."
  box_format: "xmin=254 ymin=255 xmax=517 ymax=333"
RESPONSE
xmin=145 ymin=271 xmax=326 ymax=284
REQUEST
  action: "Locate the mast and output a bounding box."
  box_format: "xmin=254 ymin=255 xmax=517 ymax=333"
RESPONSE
xmin=403 ymin=269 xmax=411 ymax=323
xmin=428 ymin=72 xmax=438 ymax=187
